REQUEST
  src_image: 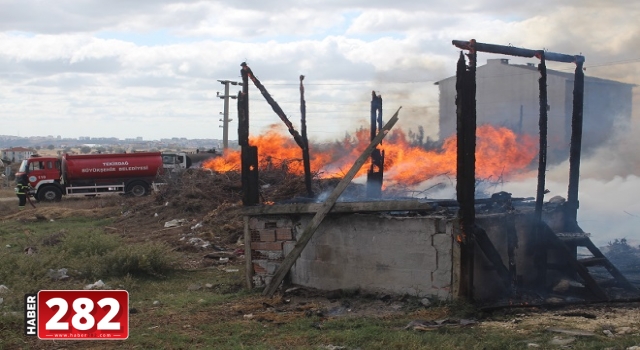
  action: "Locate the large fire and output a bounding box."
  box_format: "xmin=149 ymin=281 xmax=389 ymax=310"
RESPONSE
xmin=203 ymin=125 xmax=537 ymax=186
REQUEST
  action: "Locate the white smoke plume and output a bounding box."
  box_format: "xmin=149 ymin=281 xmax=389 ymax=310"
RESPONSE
xmin=500 ymin=120 xmax=640 ymax=247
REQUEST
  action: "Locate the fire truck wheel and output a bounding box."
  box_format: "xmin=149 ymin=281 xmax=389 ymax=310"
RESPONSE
xmin=128 ymin=182 xmax=148 ymax=197
xmin=38 ymin=186 xmax=62 ymax=202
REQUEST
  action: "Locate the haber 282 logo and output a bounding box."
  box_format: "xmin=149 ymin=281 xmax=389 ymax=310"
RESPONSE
xmin=25 ymin=290 xmax=129 ymax=340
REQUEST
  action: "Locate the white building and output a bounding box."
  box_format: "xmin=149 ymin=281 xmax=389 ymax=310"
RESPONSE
xmin=436 ymin=58 xmax=635 ymax=162
xmin=1 ymin=147 xmax=34 ymax=163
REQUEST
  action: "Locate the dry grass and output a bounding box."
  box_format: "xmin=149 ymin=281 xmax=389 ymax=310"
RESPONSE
xmin=0 ymin=186 xmax=15 ymax=198
xmin=0 ymin=194 xmax=123 ymax=221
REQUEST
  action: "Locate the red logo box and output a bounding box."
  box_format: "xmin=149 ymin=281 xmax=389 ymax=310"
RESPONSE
xmin=36 ymin=290 xmax=129 ymax=340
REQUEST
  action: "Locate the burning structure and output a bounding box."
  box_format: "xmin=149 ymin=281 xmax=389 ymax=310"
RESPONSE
xmin=220 ymin=43 xmax=639 ymax=305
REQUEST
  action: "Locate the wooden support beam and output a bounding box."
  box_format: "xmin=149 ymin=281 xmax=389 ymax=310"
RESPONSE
xmin=244 ymin=216 xmax=253 ymax=289
xmin=542 ymin=223 xmax=608 ymax=300
xmin=566 ymin=60 xmax=585 ymax=228
xmin=534 ymin=53 xmax=549 ymax=289
xmin=455 ymin=49 xmax=476 ymax=300
xmin=262 ymin=108 xmax=401 ymax=297
xmin=299 ymin=75 xmax=313 ymax=198
xmin=242 ymin=145 xmax=259 ymax=206
xmin=474 ymin=226 xmax=511 ymax=290
xmin=452 ymin=39 xmax=584 ymax=63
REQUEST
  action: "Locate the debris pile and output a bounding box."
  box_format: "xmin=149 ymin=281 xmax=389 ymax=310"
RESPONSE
xmin=117 ymin=168 xmax=334 ymax=251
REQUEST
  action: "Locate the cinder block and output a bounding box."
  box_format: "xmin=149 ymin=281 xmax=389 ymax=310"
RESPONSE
xmin=276 ymin=218 xmax=292 ymax=228
xmin=436 ymin=219 xmax=447 ymax=234
xmin=267 ymin=262 xmax=280 ymax=274
xmin=432 ymin=233 xmax=452 ymax=249
xmin=251 ymin=241 xmax=283 ymax=251
xmin=253 ymin=259 xmax=268 ymax=269
xmin=275 ymin=228 xmax=293 ymax=241
xmin=293 ymin=223 xmax=303 ymax=239
xmin=249 ymin=217 xmax=265 ymax=230
xmin=265 ymin=250 xmax=284 ymax=260
xmin=259 ymin=229 xmax=276 ymax=242
xmin=283 ymin=241 xmax=296 ymax=257
xmin=250 ymin=230 xmax=260 ymax=242
xmin=252 ymin=275 xmax=265 ymax=288
xmin=431 ymin=268 xmax=453 ymax=289
xmin=253 ymin=263 xmax=267 ymax=274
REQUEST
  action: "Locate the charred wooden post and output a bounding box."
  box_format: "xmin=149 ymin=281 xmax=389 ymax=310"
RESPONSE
xmin=455 ymin=50 xmax=476 ymax=300
xmin=367 ymin=91 xmax=384 ymax=198
xmin=239 ymin=65 xmax=259 ymax=206
xmin=299 ymin=75 xmax=313 ymax=198
xmin=243 ymin=216 xmax=253 ymax=288
xmin=566 ymin=58 xmax=586 ymax=230
xmin=241 ymin=62 xmax=305 ymax=149
xmin=238 ymin=93 xmax=248 ymax=147
xmin=452 ymin=38 xmax=588 ymax=298
xmin=506 ymin=210 xmax=519 ymax=294
xmin=370 ymin=91 xmax=383 ymax=141
xmin=243 ymin=146 xmax=259 ymax=205
xmin=534 ymin=52 xmax=549 ymax=289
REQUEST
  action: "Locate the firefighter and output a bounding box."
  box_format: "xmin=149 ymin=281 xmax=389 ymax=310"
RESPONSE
xmin=15 ymin=174 xmax=31 ymax=210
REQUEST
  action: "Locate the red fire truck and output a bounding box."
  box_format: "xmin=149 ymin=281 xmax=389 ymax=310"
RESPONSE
xmin=16 ymin=152 xmax=190 ymax=201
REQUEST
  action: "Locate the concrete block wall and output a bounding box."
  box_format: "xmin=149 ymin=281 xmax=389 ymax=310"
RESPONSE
xmin=248 ymin=216 xmax=294 ymax=288
xmin=247 ymin=204 xmax=569 ymax=301
xmin=249 ymin=213 xmax=455 ymax=299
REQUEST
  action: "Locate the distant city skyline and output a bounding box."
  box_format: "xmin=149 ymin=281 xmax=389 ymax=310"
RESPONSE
xmin=0 ymin=134 xmax=232 ymax=142
xmin=0 ymin=134 xmax=232 ymax=153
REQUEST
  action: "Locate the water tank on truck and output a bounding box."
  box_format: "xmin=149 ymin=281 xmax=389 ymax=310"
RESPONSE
xmin=61 ymin=152 xmax=164 ymax=198
xmin=16 ymin=152 xmax=169 ymax=202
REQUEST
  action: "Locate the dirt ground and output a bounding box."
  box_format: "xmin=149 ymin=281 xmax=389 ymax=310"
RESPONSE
xmin=3 ymin=170 xmax=640 ymax=348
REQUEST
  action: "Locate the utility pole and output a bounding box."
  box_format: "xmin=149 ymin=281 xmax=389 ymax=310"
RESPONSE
xmin=217 ymin=80 xmax=243 ymax=150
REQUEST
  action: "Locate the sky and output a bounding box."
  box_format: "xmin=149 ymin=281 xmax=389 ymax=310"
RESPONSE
xmin=0 ymin=0 xmax=638 ymax=142
xmin=1 ymin=1 xmax=640 ymax=244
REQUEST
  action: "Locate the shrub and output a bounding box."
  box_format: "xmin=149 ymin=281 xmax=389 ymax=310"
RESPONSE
xmin=98 ymin=242 xmax=178 ymax=278
xmin=53 ymin=231 xmax=177 ymax=280
xmin=57 ymin=230 xmax=120 ymax=257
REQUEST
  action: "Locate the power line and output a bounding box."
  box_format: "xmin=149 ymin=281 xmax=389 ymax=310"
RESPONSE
xmin=558 ymin=57 xmax=640 ymax=71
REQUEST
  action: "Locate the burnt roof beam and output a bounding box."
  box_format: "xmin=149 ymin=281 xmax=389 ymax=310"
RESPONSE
xmin=452 ymin=40 xmax=584 ymax=63
xmin=240 ymin=62 xmax=305 ymax=149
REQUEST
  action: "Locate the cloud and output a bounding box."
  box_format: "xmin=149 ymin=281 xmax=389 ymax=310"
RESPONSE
xmin=0 ymin=0 xmax=636 ymax=143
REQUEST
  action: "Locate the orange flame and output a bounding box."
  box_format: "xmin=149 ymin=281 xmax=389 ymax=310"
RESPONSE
xmin=203 ymin=125 xmax=537 ymax=187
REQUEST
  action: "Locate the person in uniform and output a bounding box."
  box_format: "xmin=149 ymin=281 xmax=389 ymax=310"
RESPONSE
xmin=16 ymin=175 xmax=31 ymax=210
